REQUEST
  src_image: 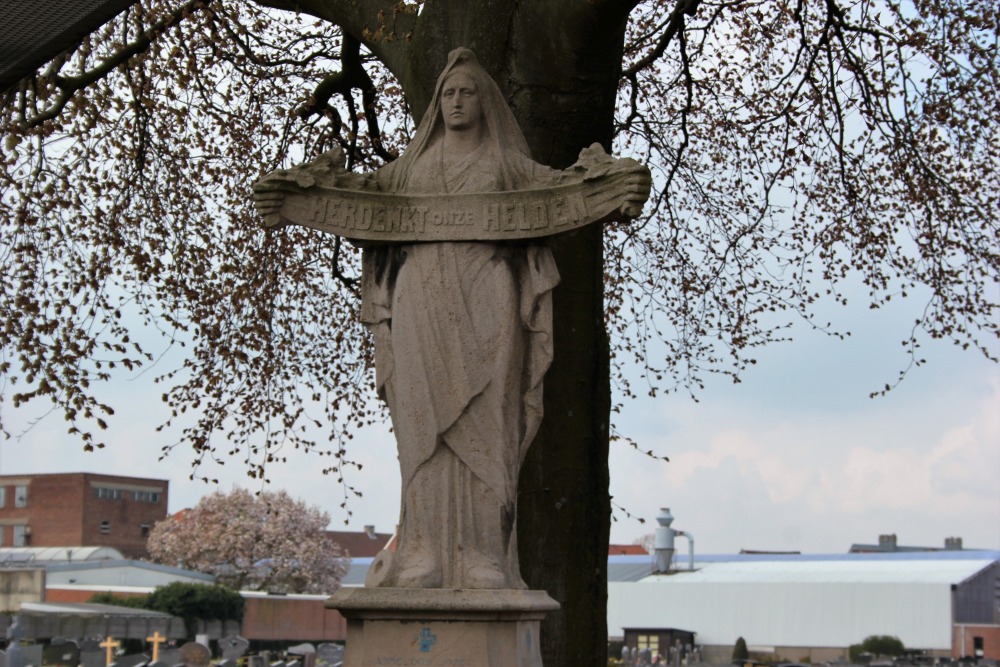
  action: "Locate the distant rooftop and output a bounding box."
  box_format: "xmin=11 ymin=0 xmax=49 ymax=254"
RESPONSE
xmin=609 ymin=544 xmax=648 ymax=556
xmin=327 ymin=529 xmax=393 ymax=558
xmin=0 ymin=546 xmax=124 ymax=564
xmin=638 ymin=557 xmax=999 ymax=585
xmin=849 ymin=533 xmax=970 ymax=553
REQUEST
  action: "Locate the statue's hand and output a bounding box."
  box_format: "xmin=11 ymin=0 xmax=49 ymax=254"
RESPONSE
xmin=570 ymin=144 xmax=652 ymax=219
xmin=253 ymin=147 xmax=349 ymax=227
xmin=620 ymin=165 xmax=652 ymax=218
xmin=252 ymin=168 xmax=301 ymax=227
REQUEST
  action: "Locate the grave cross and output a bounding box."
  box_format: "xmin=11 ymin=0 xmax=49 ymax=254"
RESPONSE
xmin=100 ymin=637 xmax=120 ymax=666
xmin=146 ymin=632 xmax=167 ymax=662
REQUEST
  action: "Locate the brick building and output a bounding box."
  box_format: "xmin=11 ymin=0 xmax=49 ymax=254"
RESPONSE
xmin=0 ymin=473 xmax=168 ymax=558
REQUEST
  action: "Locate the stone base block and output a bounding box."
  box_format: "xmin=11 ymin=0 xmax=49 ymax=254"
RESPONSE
xmin=326 ymin=588 xmax=559 ymax=667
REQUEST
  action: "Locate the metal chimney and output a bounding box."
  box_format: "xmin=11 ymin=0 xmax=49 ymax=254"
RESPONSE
xmin=654 ymin=507 xmax=676 ymax=573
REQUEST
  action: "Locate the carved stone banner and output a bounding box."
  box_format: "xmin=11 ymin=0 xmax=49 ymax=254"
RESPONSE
xmin=268 ymin=144 xmax=646 ymax=243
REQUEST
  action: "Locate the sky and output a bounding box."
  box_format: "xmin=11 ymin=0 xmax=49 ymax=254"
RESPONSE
xmin=2 ymin=276 xmax=997 ymax=557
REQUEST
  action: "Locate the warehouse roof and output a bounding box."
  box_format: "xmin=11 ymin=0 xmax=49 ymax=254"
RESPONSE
xmin=639 ymin=557 xmax=998 ymax=585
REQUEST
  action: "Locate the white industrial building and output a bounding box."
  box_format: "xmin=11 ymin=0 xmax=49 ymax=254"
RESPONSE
xmin=608 ymin=552 xmax=1000 ymax=662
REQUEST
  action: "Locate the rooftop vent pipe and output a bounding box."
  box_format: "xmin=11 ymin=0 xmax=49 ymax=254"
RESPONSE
xmin=654 ymin=507 xmax=695 ymax=572
xmin=654 ymin=508 xmax=676 ymax=573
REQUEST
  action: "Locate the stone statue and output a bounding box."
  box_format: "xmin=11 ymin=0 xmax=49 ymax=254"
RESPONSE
xmin=254 ymin=47 xmax=650 ymax=590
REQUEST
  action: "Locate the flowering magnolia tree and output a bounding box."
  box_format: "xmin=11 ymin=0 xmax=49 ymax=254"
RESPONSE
xmin=147 ymin=488 xmax=347 ymax=594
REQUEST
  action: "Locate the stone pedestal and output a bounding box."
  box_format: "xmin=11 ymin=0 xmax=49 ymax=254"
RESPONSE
xmin=326 ymin=588 xmax=559 ymax=667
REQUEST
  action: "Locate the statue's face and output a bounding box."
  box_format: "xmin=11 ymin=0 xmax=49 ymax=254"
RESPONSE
xmin=440 ymin=72 xmax=482 ymax=132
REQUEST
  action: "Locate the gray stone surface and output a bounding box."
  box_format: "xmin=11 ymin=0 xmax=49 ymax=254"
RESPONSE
xmin=177 ymin=644 xmax=209 ymax=667
xmin=328 ymin=587 xmax=559 ymax=667
xmin=20 ymin=646 xmax=42 ymax=667
xmin=217 ymin=636 xmax=249 ymax=662
xmin=156 ymin=649 xmax=181 ymax=667
xmin=255 ymin=46 xmax=650 ymax=594
xmin=315 ymin=644 xmax=343 ymax=667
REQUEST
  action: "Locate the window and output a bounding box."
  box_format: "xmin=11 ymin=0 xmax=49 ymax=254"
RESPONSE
xmin=140 ymin=523 xmax=151 ymax=537
xmin=12 ymin=525 xmax=28 ymax=546
xmin=636 ymin=635 xmax=660 ymax=654
xmin=0 ymin=526 xmax=5 ymax=545
xmin=95 ymin=487 xmax=122 ymax=500
xmin=14 ymin=485 xmax=27 ymax=508
xmin=0 ymin=487 xmax=6 ymax=508
xmin=133 ymin=490 xmax=160 ymax=503
xmin=99 ymin=520 xmax=111 ymax=534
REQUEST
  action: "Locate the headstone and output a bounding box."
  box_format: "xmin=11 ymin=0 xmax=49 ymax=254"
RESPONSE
xmin=20 ymin=646 xmax=42 ymax=667
xmin=47 ymin=643 xmax=81 ymax=667
xmin=79 ymin=651 xmax=104 ymax=667
xmin=287 ymin=645 xmax=315 ymax=656
xmin=270 ymin=661 xmax=286 ymax=667
xmin=5 ymin=616 xmax=25 ymax=667
xmin=177 ymin=643 xmax=210 ymax=667
xmin=80 ymin=640 xmax=102 ymax=653
xmin=314 ymin=645 xmax=343 ymax=667
xmin=246 ymin=656 xmax=266 ymax=667
xmin=286 ymin=660 xmax=301 ymax=667
xmin=115 ymin=655 xmax=148 ymax=667
xmin=0 ymin=649 xmax=6 ymax=667
xmin=217 ymin=636 xmax=249 ymax=662
xmin=217 ymin=660 xmax=237 ymax=667
xmin=156 ymin=650 xmax=180 ymax=667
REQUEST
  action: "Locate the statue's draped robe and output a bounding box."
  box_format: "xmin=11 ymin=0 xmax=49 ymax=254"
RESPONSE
xmin=355 ymin=46 xmax=568 ymax=589
xmin=361 ymin=139 xmax=560 ymax=588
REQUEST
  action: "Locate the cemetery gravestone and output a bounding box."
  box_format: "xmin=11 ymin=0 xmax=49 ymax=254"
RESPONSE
xmin=178 ymin=643 xmax=210 ymax=667
xmin=314 ymin=644 xmax=343 ymax=667
xmin=156 ymin=649 xmax=180 ymax=667
xmin=44 ymin=639 xmax=80 ymax=667
xmin=217 ymin=636 xmax=249 ymax=662
xmin=79 ymin=648 xmax=105 ymax=667
xmin=5 ymin=616 xmax=25 ymax=667
xmin=20 ymin=645 xmax=42 ymax=667
xmin=114 ymin=653 xmax=149 ymax=667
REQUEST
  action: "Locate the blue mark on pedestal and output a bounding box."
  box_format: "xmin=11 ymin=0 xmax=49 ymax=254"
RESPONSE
xmin=417 ymin=627 xmax=438 ymax=653
xmin=526 ymin=628 xmax=533 ymax=649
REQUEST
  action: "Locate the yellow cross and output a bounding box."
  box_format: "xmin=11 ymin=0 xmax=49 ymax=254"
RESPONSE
xmin=146 ymin=631 xmax=167 ymax=662
xmin=100 ymin=637 xmax=121 ymax=666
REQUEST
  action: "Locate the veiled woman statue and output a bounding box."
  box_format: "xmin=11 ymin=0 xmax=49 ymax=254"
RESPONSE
xmin=255 ymin=47 xmax=649 ymax=590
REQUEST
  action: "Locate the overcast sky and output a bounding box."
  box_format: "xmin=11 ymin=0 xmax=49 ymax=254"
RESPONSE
xmin=1 ymin=278 xmax=997 ymax=556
